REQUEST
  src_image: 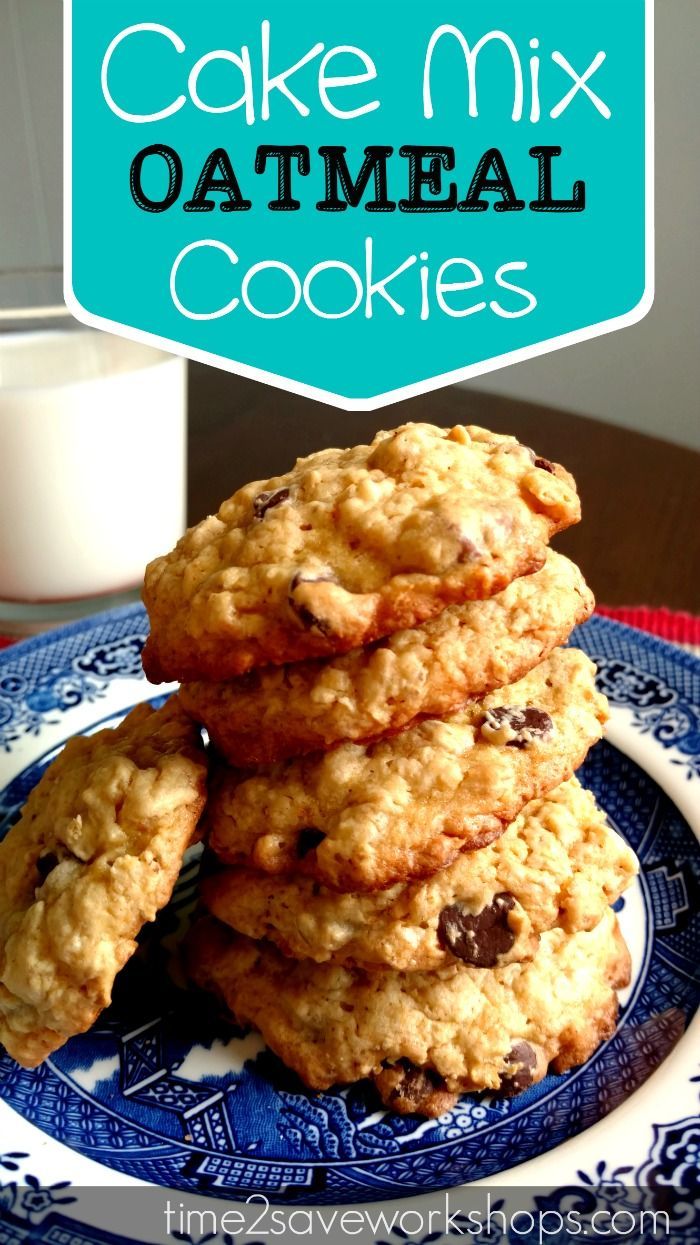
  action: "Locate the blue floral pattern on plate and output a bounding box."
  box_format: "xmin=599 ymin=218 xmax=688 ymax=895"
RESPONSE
xmin=0 ymin=608 xmax=698 ymax=1220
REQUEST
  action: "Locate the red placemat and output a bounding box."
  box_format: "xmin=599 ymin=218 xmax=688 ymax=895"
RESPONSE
xmin=597 ymin=606 xmax=700 ymax=649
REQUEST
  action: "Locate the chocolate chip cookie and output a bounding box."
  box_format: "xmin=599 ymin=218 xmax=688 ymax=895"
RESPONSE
xmin=180 ymin=551 xmax=593 ymax=766
xmin=202 ymin=778 xmax=638 ymax=969
xmin=187 ymin=907 xmax=630 ymax=1116
xmin=207 ymin=648 xmax=608 ymax=892
xmin=0 ymin=700 xmax=207 ymax=1067
xmin=142 ymin=424 xmax=580 ymax=683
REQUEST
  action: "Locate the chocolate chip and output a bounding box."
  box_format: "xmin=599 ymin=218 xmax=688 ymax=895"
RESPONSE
xmin=534 ymin=457 xmax=555 ymax=474
xmin=499 ymin=1041 xmax=538 ymax=1095
xmin=482 ymin=706 xmax=553 ymax=749
xmin=37 ymin=852 xmax=59 ymax=882
xmin=389 ymin=1060 xmax=448 ymax=1105
xmin=253 ymin=487 xmax=290 ymax=520
xmin=437 ymin=893 xmax=516 ymax=967
xmin=288 ymin=571 xmax=338 ymax=636
xmin=296 ymin=828 xmax=325 ymax=858
xmin=374 ymin=1059 xmax=458 ymax=1118
xmin=456 ymin=535 xmax=483 ymax=564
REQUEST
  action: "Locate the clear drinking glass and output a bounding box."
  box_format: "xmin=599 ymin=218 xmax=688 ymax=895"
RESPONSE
xmin=0 ymin=325 xmax=187 ymax=635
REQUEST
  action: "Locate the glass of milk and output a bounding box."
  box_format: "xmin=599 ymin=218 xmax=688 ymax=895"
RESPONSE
xmin=0 ymin=327 xmax=187 ymax=634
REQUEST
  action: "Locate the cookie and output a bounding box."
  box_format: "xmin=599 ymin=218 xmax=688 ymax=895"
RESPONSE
xmin=202 ymin=778 xmax=638 ymax=970
xmin=180 ymin=551 xmax=593 ymax=766
xmin=207 ymin=648 xmax=608 ymax=892
xmin=0 ymin=700 xmax=208 ymax=1068
xmin=187 ymin=907 xmax=631 ymax=1116
xmin=142 ymin=423 xmax=580 ymax=683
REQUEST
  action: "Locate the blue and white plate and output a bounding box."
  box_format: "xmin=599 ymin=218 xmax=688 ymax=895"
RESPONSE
xmin=0 ymin=609 xmax=699 ymax=1236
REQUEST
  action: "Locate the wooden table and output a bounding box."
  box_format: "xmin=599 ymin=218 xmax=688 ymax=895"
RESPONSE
xmin=188 ymin=365 xmax=700 ymax=613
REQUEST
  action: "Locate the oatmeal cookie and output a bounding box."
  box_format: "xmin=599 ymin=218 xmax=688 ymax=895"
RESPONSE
xmin=180 ymin=551 xmax=593 ymax=766
xmin=0 ymin=700 xmax=208 ymax=1067
xmin=143 ymin=424 xmax=580 ymax=682
xmin=202 ymin=778 xmax=638 ymax=970
xmin=187 ymin=907 xmax=630 ymax=1116
xmin=207 ymin=648 xmax=608 ymax=892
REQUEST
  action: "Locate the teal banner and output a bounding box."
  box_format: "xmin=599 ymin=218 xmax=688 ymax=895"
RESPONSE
xmin=66 ymin=0 xmax=651 ymax=407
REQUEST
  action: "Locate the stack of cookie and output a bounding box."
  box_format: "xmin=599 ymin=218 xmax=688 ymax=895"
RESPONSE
xmin=142 ymin=422 xmax=638 ymax=1116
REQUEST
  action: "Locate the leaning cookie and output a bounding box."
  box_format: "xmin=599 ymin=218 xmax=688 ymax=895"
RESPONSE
xmin=180 ymin=551 xmax=593 ymax=766
xmin=0 ymin=700 xmax=208 ymax=1068
xmin=187 ymin=908 xmax=630 ymax=1117
xmin=207 ymin=647 xmax=608 ymax=892
xmin=142 ymin=423 xmax=580 ymax=683
xmin=202 ymin=778 xmax=638 ymax=970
